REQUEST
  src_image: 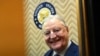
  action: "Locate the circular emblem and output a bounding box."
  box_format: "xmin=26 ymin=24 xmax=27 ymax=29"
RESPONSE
xmin=34 ymin=2 xmax=56 ymax=29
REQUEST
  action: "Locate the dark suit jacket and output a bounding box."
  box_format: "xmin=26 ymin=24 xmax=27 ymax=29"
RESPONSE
xmin=44 ymin=41 xmax=79 ymax=56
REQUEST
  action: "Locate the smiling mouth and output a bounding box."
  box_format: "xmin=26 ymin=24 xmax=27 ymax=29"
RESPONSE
xmin=49 ymin=37 xmax=61 ymax=43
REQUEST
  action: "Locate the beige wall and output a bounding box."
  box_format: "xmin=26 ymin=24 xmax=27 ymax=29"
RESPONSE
xmin=24 ymin=0 xmax=79 ymax=56
xmin=0 ymin=0 xmax=25 ymax=56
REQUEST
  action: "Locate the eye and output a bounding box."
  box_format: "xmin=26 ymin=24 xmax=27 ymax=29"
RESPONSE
xmin=54 ymin=28 xmax=61 ymax=32
xmin=44 ymin=31 xmax=50 ymax=35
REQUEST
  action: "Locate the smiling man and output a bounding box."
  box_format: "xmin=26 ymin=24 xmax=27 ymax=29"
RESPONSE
xmin=42 ymin=15 xmax=79 ymax=56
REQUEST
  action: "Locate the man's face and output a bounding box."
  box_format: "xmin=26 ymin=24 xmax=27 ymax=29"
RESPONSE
xmin=42 ymin=19 xmax=69 ymax=52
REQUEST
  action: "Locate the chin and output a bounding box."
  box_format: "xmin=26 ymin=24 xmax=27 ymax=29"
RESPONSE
xmin=51 ymin=44 xmax=62 ymax=50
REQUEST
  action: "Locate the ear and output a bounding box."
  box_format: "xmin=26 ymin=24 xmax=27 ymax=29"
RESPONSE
xmin=65 ymin=26 xmax=69 ymax=32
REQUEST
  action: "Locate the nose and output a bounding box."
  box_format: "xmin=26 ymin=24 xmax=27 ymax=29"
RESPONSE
xmin=49 ymin=31 xmax=56 ymax=39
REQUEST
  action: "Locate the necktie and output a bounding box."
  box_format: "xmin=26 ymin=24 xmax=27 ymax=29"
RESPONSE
xmin=54 ymin=54 xmax=60 ymax=56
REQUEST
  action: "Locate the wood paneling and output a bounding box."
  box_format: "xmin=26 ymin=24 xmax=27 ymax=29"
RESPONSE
xmin=0 ymin=0 xmax=25 ymax=56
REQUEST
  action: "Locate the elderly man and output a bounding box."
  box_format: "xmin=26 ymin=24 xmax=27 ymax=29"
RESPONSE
xmin=42 ymin=15 xmax=79 ymax=56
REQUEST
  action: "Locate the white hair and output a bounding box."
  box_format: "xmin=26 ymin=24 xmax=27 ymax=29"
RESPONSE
xmin=42 ymin=14 xmax=67 ymax=29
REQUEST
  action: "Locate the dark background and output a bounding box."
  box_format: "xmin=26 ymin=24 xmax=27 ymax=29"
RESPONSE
xmin=85 ymin=0 xmax=98 ymax=56
xmin=92 ymin=1 xmax=99 ymax=56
